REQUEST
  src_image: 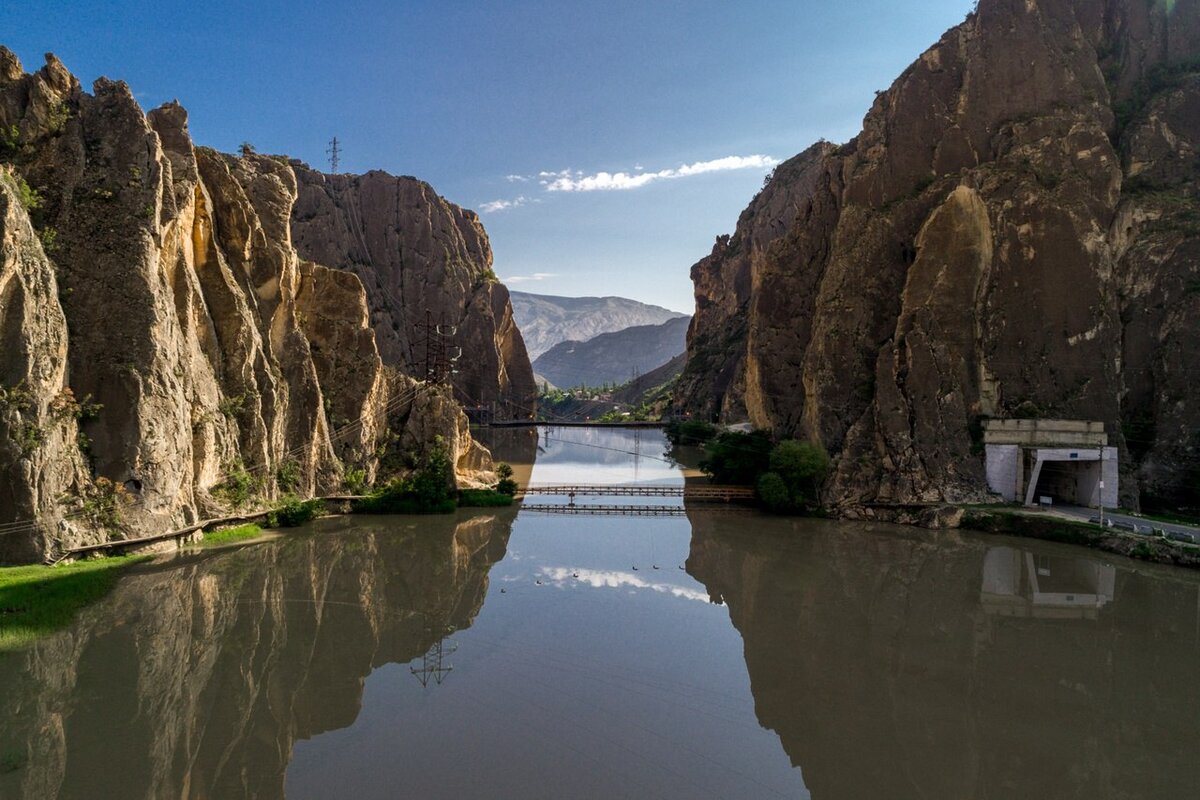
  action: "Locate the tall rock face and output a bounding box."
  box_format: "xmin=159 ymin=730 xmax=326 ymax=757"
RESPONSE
xmin=675 ymin=0 xmax=1200 ymax=513
xmin=0 ymin=51 xmax=492 ymax=562
xmin=0 ymin=512 xmax=513 ymax=799
xmin=290 ymin=167 xmax=538 ymax=419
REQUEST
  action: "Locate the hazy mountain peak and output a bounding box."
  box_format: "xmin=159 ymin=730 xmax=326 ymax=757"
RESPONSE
xmin=510 ymin=290 xmax=688 ymax=359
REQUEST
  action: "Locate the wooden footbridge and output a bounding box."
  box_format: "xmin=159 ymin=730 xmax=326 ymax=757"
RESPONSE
xmin=517 ymin=484 xmax=757 ymax=515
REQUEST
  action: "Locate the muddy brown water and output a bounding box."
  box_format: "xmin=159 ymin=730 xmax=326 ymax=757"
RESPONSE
xmin=1 ymin=426 xmax=1197 ymax=799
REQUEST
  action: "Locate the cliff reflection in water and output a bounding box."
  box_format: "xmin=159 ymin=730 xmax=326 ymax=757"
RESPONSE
xmin=686 ymin=514 xmax=1200 ymax=800
xmin=0 ymin=511 xmax=514 ymax=800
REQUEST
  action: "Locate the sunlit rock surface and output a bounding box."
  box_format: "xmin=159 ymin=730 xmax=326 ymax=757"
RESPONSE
xmin=675 ymin=0 xmax=1200 ymax=513
xmin=0 ymin=51 xmax=508 ymax=560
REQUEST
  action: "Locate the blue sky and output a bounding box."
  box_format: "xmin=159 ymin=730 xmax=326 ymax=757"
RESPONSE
xmin=2 ymin=0 xmax=975 ymax=312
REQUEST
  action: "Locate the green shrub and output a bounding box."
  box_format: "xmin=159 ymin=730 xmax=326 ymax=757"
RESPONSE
xmin=46 ymin=101 xmax=70 ymax=135
xmin=0 ymin=381 xmax=34 ymax=414
xmin=275 ymin=459 xmax=301 ymax=493
xmin=218 ymin=393 xmax=247 ymax=418
xmin=343 ymin=467 xmax=369 ymax=495
xmin=758 ymin=439 xmax=830 ymax=512
xmin=13 ymin=421 xmax=44 ymax=457
xmin=494 ymin=463 xmax=518 ymax=496
xmin=76 ymin=477 xmax=131 ymax=530
xmin=757 ymin=471 xmax=792 ymax=512
xmin=353 ymin=443 xmax=456 ymax=515
xmin=14 ymin=175 xmax=41 ymax=212
xmin=458 ymin=489 xmax=514 ymax=507
xmin=701 ymin=430 xmax=773 ymax=485
xmin=265 ymin=497 xmax=325 ymax=528
xmin=0 ymin=124 xmax=19 ymax=154
xmin=213 ymin=461 xmax=261 ymax=508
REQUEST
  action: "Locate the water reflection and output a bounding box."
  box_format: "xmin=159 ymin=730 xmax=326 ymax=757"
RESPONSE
xmin=686 ymin=514 xmax=1200 ymax=800
xmin=0 ymin=511 xmax=514 ymax=800
xmin=982 ymin=546 xmax=1115 ymax=619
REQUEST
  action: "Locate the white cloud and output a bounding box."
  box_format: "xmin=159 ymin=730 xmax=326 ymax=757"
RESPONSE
xmin=503 ymin=272 xmax=558 ymax=284
xmin=505 ymin=174 xmax=529 ymax=183
xmin=479 ymin=196 xmax=529 ymax=214
xmin=540 ymin=567 xmax=712 ymax=603
xmin=542 ymin=154 xmax=779 ymax=192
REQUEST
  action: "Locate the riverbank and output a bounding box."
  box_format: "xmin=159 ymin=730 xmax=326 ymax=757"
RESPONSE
xmin=957 ymin=508 xmax=1200 ymax=569
xmin=0 ymin=555 xmax=150 ymax=650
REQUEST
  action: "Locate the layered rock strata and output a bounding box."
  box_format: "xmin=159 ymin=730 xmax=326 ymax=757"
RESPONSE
xmin=0 ymin=50 xmax=496 ymax=562
xmin=290 ymin=167 xmax=538 ymax=418
xmin=675 ymin=0 xmax=1200 ymax=513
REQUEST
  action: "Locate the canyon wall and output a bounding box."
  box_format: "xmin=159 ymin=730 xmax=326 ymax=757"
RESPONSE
xmin=675 ymin=0 xmax=1200 ymax=513
xmin=290 ymin=167 xmax=538 ymax=418
xmin=0 ymin=50 xmax=502 ymax=562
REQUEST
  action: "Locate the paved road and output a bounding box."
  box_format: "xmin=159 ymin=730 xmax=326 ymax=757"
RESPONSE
xmin=1053 ymin=504 xmax=1200 ymax=542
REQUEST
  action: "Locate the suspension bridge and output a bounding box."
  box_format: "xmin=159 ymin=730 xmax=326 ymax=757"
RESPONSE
xmin=519 ymin=485 xmax=755 ymax=501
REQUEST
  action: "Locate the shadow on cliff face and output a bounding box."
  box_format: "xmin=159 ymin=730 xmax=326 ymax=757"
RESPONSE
xmin=0 ymin=510 xmax=515 ymax=800
xmin=685 ymin=513 xmax=1200 ymax=800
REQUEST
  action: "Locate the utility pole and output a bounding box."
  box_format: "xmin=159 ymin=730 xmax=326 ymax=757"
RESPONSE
xmin=326 ymin=136 xmax=341 ymax=174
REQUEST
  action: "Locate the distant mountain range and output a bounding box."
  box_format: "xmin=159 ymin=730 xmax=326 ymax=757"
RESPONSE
xmin=510 ymin=291 xmax=688 ymax=360
xmin=533 ymin=316 xmax=691 ymax=389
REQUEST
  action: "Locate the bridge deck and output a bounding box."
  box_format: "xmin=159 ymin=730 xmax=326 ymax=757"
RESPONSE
xmin=520 ymin=484 xmax=755 ymax=501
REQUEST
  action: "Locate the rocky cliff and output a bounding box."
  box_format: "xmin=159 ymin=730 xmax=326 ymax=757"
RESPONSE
xmin=675 ymin=0 xmax=1200 ymax=514
xmin=0 ymin=511 xmax=513 ymax=800
xmin=0 ymin=50 xmax=497 ymax=562
xmin=290 ymin=167 xmax=537 ymax=418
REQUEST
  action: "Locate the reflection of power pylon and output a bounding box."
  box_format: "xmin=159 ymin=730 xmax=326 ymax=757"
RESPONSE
xmin=633 ymin=428 xmax=642 ymax=482
xmin=411 ymin=619 xmax=457 ymax=688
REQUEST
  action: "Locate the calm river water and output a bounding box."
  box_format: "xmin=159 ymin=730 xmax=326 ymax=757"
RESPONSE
xmin=1 ymin=426 xmax=1198 ymax=799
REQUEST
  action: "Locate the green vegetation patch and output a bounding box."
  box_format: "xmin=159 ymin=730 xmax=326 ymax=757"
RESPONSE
xmin=458 ymin=489 xmax=514 ymax=507
xmin=195 ymin=523 xmax=264 ymax=548
xmin=353 ymin=444 xmax=457 ymax=515
xmin=0 ymin=555 xmax=149 ymax=649
xmin=265 ymin=497 xmax=325 ymax=528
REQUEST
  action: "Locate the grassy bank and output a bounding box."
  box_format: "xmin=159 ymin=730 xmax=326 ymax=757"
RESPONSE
xmin=194 ymin=523 xmax=266 ymax=548
xmin=961 ymin=508 xmax=1200 ymax=569
xmin=0 ymin=555 xmax=149 ymax=649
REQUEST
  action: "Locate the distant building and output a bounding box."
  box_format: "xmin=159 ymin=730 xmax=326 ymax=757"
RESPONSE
xmin=983 ymin=419 xmax=1118 ymax=508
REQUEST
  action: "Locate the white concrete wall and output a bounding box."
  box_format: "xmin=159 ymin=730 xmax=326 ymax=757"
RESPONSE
xmin=1101 ymin=446 xmax=1119 ymax=508
xmin=985 ymin=445 xmax=1020 ymax=501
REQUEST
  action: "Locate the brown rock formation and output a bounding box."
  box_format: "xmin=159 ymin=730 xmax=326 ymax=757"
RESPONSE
xmin=0 ymin=169 xmax=90 ymax=563
xmin=0 ymin=51 xmax=497 ymax=561
xmin=675 ymin=0 xmax=1200 ymax=513
xmin=290 ymin=167 xmax=538 ymax=418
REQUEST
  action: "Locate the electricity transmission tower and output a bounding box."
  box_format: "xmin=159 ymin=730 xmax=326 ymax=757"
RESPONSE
xmin=326 ymin=136 xmax=341 ymax=174
xmin=413 ymin=310 xmax=461 ymax=384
